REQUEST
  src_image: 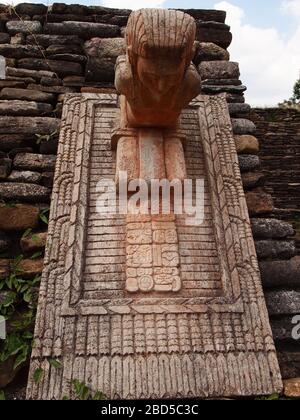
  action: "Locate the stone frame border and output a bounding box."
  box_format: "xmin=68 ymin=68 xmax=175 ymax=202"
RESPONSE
xmin=54 ymin=93 xmax=259 ymax=316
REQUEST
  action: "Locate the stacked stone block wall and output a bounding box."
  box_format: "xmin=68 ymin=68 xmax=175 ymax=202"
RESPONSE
xmin=250 ymin=107 xmax=300 ymax=380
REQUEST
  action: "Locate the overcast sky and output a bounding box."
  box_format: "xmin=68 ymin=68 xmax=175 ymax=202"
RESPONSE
xmin=9 ymin=0 xmax=300 ymax=107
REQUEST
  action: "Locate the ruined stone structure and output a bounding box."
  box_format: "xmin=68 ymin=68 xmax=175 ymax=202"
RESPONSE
xmin=23 ymin=8 xmax=282 ymax=399
xmin=0 ymin=3 xmax=298 ymax=399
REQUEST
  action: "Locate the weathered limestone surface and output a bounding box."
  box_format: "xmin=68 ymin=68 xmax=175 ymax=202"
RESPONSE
xmin=18 ymin=58 xmax=83 ymax=77
xmin=283 ymin=378 xmax=300 ymax=398
xmin=255 ymin=240 xmax=296 ymax=260
xmin=194 ymin=42 xmax=229 ymax=64
xmin=238 ymin=155 xmax=260 ymax=172
xmin=26 ymin=93 xmax=282 ymax=400
xmin=198 ymin=61 xmax=239 ymax=80
xmin=13 ymin=153 xmax=56 ymax=171
xmin=252 ymin=218 xmax=295 ymax=239
xmin=44 ymin=22 xmax=120 ymax=39
xmin=0 ymin=182 xmax=50 ymax=202
xmin=0 ymin=100 xmax=52 ymax=116
xmin=6 ymin=21 xmax=42 ymax=35
xmin=7 ymin=170 xmax=42 ymax=184
xmin=266 ymin=290 xmax=300 ymax=316
xmin=0 ymin=117 xmax=60 ymax=135
xmin=0 ymin=88 xmax=54 ymax=103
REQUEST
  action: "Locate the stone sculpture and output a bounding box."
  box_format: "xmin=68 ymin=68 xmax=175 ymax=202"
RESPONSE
xmin=27 ymin=8 xmax=282 ymax=400
xmin=115 ymin=8 xmax=201 ymax=128
xmin=113 ymin=9 xmax=202 ymax=294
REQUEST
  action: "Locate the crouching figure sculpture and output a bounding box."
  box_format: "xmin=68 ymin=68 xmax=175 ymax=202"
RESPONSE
xmin=113 ymin=9 xmax=201 ymax=294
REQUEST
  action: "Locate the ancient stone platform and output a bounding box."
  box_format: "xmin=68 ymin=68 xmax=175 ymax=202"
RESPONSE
xmin=26 ymin=93 xmax=282 ymax=399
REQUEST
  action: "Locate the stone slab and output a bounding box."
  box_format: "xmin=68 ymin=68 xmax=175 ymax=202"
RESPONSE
xmin=26 ymin=93 xmax=282 ymax=399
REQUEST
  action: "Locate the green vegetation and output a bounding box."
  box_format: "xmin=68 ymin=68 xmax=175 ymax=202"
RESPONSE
xmin=279 ymin=73 xmax=300 ymax=109
xmin=0 ymin=252 xmax=41 ymax=389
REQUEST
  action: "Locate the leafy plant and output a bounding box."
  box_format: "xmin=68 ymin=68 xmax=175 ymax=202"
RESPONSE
xmin=72 ymin=380 xmax=106 ymax=401
xmin=256 ymin=393 xmax=280 ymax=401
xmin=39 ymin=208 xmax=50 ymax=225
xmin=22 ymin=228 xmax=32 ymax=239
xmin=0 ymin=255 xmax=41 ymax=311
xmin=292 ymin=77 xmax=300 ymax=102
xmin=0 ymin=254 xmax=41 ymax=375
xmin=0 ymin=200 xmax=16 ymax=208
xmin=33 ymin=368 xmax=44 ymax=384
xmin=30 ymin=251 xmax=43 ymax=260
xmin=35 ymin=131 xmax=58 ymax=145
xmin=0 ymin=390 xmax=5 ymax=400
xmin=49 ymin=359 xmax=62 ymax=370
xmin=0 ymin=330 xmax=32 ymax=369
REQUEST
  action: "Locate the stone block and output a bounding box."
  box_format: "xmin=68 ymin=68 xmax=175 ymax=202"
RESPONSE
xmin=266 ymin=290 xmax=300 ymax=316
xmin=0 ymin=231 xmax=10 ymax=251
xmin=7 ymin=170 xmax=42 ymax=184
xmin=0 ymin=204 xmax=39 ymax=231
xmin=18 ymin=58 xmax=82 ymax=77
xmin=6 ymin=20 xmax=42 ymax=35
xmin=44 ymin=21 xmax=119 ymax=39
xmin=238 ymin=155 xmax=260 ymax=172
xmin=0 ymin=100 xmax=53 ymax=116
xmin=0 ymin=88 xmax=54 ymax=103
xmin=198 ymin=61 xmax=239 ymax=80
xmin=14 ymin=153 xmax=56 ymax=171
xmin=18 ymin=258 xmax=44 ymax=278
xmin=194 ymin=42 xmax=229 ymax=64
xmin=259 ymin=257 xmax=300 ymax=288
xmin=231 ymin=118 xmax=256 ymax=135
xmin=26 ymin=34 xmax=82 ymax=47
xmin=0 ymin=44 xmax=42 ymax=58
xmin=0 ymin=117 xmax=60 ymax=135
xmin=196 ymin=24 xmax=232 ymax=49
xmin=283 ymin=379 xmax=300 ymax=398
xmin=278 ymin=352 xmax=300 ymax=380
xmin=0 ymin=157 xmax=11 ymax=179
xmin=252 ymin=218 xmax=295 ymax=239
xmin=255 ymin=239 xmax=296 ymax=260
xmin=0 ymin=182 xmax=50 ymax=203
xmin=235 ymin=135 xmax=259 ymax=154
xmin=245 ymin=191 xmax=274 ymax=215
xmin=241 ymin=171 xmax=265 ymax=190
xmin=21 ymin=231 xmax=47 ymax=252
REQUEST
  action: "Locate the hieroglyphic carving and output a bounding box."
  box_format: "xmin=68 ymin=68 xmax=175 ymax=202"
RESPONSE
xmin=114 ymin=9 xmax=201 ymax=296
xmin=26 ymin=93 xmax=282 ymax=400
xmin=126 ymin=214 xmax=181 ymax=293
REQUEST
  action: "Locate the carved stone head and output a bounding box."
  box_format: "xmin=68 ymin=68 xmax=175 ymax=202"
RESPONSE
xmin=125 ymin=9 xmax=196 ymax=95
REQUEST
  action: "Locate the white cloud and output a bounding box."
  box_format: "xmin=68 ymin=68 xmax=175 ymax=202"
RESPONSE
xmin=101 ymin=0 xmax=165 ymax=9
xmin=281 ymin=0 xmax=300 ymax=17
xmin=215 ymin=1 xmax=300 ymax=106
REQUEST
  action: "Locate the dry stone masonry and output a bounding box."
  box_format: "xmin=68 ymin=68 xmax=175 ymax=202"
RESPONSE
xmin=0 ymin=2 xmax=298 ymax=398
xmin=250 ymin=107 xmax=300 ymax=382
